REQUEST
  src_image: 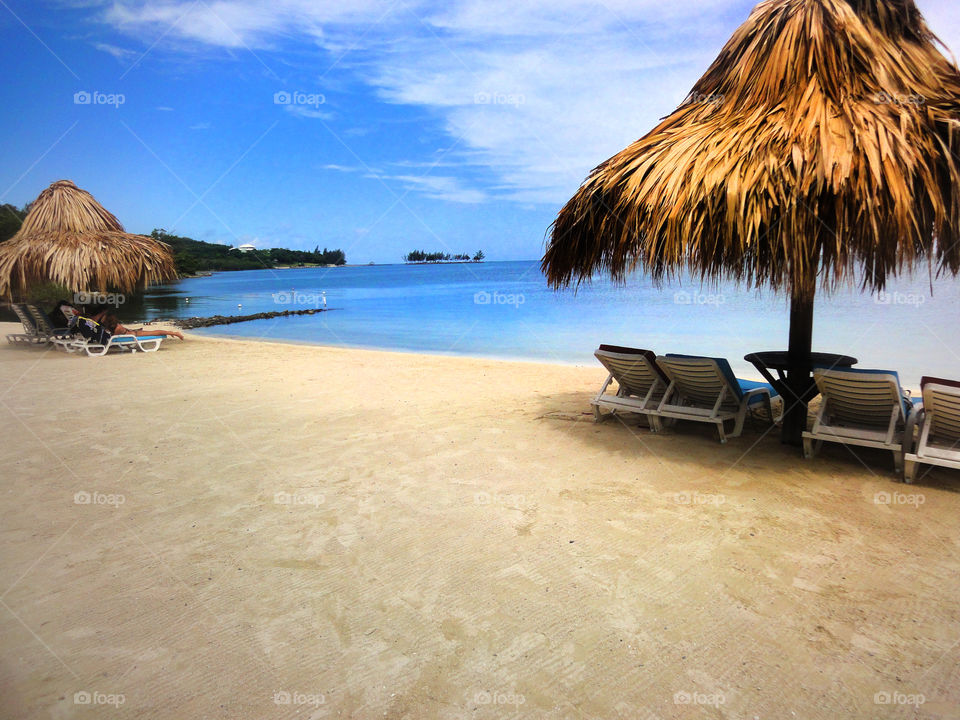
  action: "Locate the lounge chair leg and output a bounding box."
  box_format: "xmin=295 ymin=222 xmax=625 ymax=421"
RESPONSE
xmin=593 ymin=405 xmax=603 ymax=423
xmin=716 ymin=421 xmax=727 ymax=444
xmin=766 ymin=397 xmax=777 ymax=427
xmin=893 ymin=451 xmax=903 ymax=474
xmin=803 ymin=437 xmax=815 ymax=459
xmin=903 ymin=459 xmax=917 ymax=484
xmin=731 ymin=407 xmax=747 ymax=439
xmin=648 ymin=416 xmax=662 ymax=433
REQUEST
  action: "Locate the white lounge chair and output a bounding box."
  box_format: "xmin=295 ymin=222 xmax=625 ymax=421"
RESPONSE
xmin=5 ymin=304 xmax=44 ymax=344
xmin=26 ymin=304 xmax=74 ymax=343
xmin=55 ymin=316 xmax=165 ymax=356
xmin=655 ymin=354 xmax=779 ymax=443
xmin=802 ymin=368 xmax=920 ymax=472
xmin=904 ymin=377 xmax=960 ymax=482
xmin=59 ymin=331 xmax=165 ymax=356
xmin=592 ymin=345 xmax=669 ymax=430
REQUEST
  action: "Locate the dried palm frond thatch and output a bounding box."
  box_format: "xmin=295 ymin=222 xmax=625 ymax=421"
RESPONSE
xmin=542 ymin=0 xmax=960 ymax=446
xmin=0 ymin=180 xmax=176 ymax=299
xmin=543 ymin=0 xmax=960 ymax=298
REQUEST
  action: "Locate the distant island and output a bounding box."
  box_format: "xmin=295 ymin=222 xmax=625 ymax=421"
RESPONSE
xmin=404 ymin=250 xmax=484 ymax=263
xmin=151 ymin=230 xmax=346 ymax=275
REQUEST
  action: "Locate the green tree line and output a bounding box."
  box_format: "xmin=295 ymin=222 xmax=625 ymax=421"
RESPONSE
xmin=151 ymin=230 xmax=346 ymax=275
xmin=404 ymin=250 xmax=484 ymax=263
xmin=0 ymin=203 xmax=29 ymax=242
xmin=0 ymin=212 xmax=347 ymax=275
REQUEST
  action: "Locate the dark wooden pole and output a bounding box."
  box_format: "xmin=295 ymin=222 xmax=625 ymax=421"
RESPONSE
xmin=781 ymin=283 xmax=816 ymax=446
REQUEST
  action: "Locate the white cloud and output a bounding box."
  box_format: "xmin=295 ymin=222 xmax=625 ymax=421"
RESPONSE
xmin=92 ymin=41 xmax=137 ymax=60
xmin=283 ymin=104 xmax=335 ymax=120
xmin=380 ymin=174 xmax=487 ymax=204
xmin=95 ymin=0 xmax=960 ymax=205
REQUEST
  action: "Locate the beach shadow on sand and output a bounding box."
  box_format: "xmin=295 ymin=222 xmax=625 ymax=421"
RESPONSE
xmin=532 ymin=390 xmax=960 ymax=494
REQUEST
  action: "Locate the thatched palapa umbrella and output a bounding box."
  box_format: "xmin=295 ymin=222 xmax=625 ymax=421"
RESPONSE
xmin=542 ymin=0 xmax=960 ymax=445
xmin=0 ymin=180 xmax=176 ymax=299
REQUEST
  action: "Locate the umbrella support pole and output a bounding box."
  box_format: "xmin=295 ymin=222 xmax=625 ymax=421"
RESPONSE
xmin=782 ymin=291 xmax=815 ymax=447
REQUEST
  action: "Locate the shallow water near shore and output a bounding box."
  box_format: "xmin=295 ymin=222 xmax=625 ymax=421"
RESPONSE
xmin=143 ymin=260 xmax=959 ymax=386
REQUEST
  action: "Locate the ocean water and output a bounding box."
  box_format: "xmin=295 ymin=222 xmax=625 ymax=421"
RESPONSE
xmin=142 ymin=260 xmax=959 ymax=387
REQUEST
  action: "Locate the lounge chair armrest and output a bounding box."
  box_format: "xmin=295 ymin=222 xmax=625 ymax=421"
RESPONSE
xmin=742 ymin=387 xmax=771 ymax=401
xmin=596 ymin=373 xmax=614 ymax=399
xmin=904 ymin=406 xmax=924 ymax=455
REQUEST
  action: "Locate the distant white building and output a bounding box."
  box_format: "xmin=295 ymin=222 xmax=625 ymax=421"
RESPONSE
xmin=237 ymin=243 xmax=257 ymax=253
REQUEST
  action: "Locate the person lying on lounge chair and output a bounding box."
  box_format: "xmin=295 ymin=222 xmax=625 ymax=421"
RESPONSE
xmin=88 ymin=306 xmax=184 ymax=341
xmin=49 ymin=300 xmax=79 ymax=329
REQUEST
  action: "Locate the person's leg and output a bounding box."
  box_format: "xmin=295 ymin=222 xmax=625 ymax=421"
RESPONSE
xmin=144 ymin=328 xmax=184 ymax=340
xmin=113 ymin=322 xmax=184 ymax=341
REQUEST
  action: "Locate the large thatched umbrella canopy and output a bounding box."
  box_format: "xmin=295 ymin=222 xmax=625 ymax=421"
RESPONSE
xmin=0 ymin=180 xmax=176 ymax=299
xmin=543 ymin=0 xmax=960 ymax=444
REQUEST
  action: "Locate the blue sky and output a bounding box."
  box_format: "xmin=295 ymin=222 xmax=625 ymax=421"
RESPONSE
xmin=1 ymin=0 xmax=958 ymax=264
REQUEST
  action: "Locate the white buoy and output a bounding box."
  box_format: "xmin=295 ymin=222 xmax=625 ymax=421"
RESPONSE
xmin=238 ymin=303 xmax=242 ymax=310
xmin=322 ymin=291 xmax=327 ymax=308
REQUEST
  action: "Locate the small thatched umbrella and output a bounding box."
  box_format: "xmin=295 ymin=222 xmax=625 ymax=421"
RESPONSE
xmin=0 ymin=180 xmax=176 ymax=299
xmin=543 ymin=0 xmax=960 ymax=445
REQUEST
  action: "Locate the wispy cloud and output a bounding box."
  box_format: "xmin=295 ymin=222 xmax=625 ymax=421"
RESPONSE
xmin=283 ymin=104 xmax=334 ymax=120
xmin=367 ymin=173 xmax=487 ymax=204
xmin=92 ymin=41 xmax=137 ymax=60
xmin=92 ymin=0 xmax=960 ymax=205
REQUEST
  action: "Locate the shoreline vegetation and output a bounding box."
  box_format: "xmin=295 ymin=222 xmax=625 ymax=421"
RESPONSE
xmin=152 ymin=230 xmax=346 ymax=275
xmin=0 ymin=211 xmax=350 ymax=277
xmin=404 ymin=249 xmax=484 ymax=263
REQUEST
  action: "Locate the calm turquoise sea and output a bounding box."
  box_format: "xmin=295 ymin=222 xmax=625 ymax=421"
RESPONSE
xmin=143 ymin=260 xmax=959 ymax=387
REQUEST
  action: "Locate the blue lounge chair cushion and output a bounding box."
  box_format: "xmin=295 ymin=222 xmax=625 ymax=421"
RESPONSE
xmin=97 ymin=335 xmax=164 ymax=347
xmin=666 ymin=354 xmax=778 ymax=401
xmin=738 ymin=378 xmax=778 ymax=404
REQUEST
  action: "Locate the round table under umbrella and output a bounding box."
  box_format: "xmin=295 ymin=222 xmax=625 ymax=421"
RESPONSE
xmin=542 ymin=0 xmax=960 ymax=446
xmin=0 ymin=180 xmax=176 ymax=300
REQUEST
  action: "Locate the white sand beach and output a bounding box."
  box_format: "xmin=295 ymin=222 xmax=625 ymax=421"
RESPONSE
xmin=1 ymin=326 xmax=958 ymax=719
